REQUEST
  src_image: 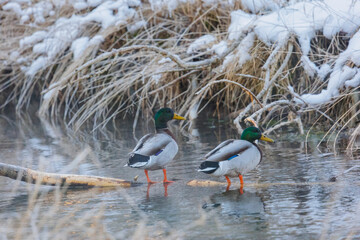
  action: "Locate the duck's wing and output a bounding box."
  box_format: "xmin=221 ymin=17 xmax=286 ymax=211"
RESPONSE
xmin=131 ymin=134 xmax=154 ymax=153
xmin=205 ymin=139 xmax=234 ymax=159
xmin=205 ymin=140 xmax=252 ymax=162
xmin=131 ymin=133 xmax=173 ymax=156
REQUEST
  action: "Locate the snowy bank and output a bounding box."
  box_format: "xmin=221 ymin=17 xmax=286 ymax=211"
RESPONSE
xmin=1 ymin=0 xmax=360 ymax=141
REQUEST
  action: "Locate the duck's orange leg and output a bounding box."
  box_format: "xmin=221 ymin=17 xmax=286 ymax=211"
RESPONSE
xmin=225 ymin=176 xmax=231 ymax=191
xmin=163 ymin=169 xmax=174 ymax=183
xmin=163 ymin=183 xmax=169 ymax=197
xmin=144 ymin=170 xmax=157 ymax=184
xmin=239 ymin=174 xmax=244 ymax=194
xmin=239 ymin=174 xmax=244 ymax=186
xmin=146 ymin=183 xmax=152 ymax=199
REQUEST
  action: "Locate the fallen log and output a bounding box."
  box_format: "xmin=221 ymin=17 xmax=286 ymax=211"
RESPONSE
xmin=2 ymin=162 xmax=357 ymax=189
xmin=0 ymin=163 xmax=132 ymax=188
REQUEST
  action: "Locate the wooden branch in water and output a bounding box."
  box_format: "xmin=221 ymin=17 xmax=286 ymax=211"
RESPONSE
xmin=0 ymin=163 xmax=132 ymax=188
xmin=186 ymin=179 xmax=359 ymax=188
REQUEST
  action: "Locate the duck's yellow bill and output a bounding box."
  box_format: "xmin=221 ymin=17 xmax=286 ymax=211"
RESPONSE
xmin=260 ymin=135 xmax=274 ymax=143
xmin=173 ymin=113 xmax=186 ymax=120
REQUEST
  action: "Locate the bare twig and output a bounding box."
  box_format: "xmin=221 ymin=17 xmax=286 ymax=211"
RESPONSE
xmin=196 ymin=79 xmax=263 ymax=107
xmin=263 ymin=116 xmax=302 ymax=135
xmin=233 ymin=43 xmax=294 ymax=133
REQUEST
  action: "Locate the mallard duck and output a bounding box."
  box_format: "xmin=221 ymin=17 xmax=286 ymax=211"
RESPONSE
xmin=198 ymin=126 xmax=274 ymax=191
xmin=126 ymin=108 xmax=186 ymax=184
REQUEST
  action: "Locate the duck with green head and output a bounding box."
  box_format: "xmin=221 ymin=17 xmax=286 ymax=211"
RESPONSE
xmin=126 ymin=108 xmax=186 ymax=184
xmin=198 ymin=126 xmax=274 ymax=192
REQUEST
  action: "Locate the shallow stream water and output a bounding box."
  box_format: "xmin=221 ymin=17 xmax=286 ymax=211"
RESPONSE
xmin=0 ymin=114 xmax=359 ymax=239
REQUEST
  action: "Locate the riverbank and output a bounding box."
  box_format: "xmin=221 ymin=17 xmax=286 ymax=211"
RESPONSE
xmin=0 ymin=0 xmax=359 ymax=150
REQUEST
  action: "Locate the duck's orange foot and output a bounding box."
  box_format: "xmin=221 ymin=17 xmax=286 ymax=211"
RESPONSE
xmin=147 ymin=181 xmax=158 ymax=184
xmin=144 ymin=170 xmax=157 ymax=184
xmin=162 ymin=169 xmax=174 ymax=184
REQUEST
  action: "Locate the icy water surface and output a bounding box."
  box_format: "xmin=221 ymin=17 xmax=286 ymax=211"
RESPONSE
xmin=0 ymin=114 xmax=359 ymax=239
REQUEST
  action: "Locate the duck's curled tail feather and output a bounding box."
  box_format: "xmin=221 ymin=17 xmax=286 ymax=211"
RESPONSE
xmin=198 ymin=161 xmax=219 ymax=174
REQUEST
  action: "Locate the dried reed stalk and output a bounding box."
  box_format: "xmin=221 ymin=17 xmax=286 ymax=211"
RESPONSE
xmin=0 ymin=1 xmax=359 ymax=151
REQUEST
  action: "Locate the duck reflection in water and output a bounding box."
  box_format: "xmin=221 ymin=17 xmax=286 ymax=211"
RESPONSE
xmin=146 ymin=182 xmax=173 ymax=199
xmin=202 ymin=190 xmax=264 ymax=217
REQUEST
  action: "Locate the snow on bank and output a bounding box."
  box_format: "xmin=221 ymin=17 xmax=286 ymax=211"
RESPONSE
xmin=187 ymin=35 xmax=216 ymax=54
xmin=148 ymin=0 xmax=233 ymax=14
xmin=3 ymin=1 xmax=54 ymax=24
xmin=294 ymin=31 xmax=360 ymax=105
xmin=187 ymin=0 xmax=360 ymax=106
xmin=226 ymin=1 xmax=360 ymax=57
xmin=70 ymin=35 xmax=105 ymax=60
xmin=3 ymin=0 xmax=360 ymax=106
xmin=3 ymin=0 xmax=143 ymax=77
xmin=241 ymin=0 xmax=284 ymax=13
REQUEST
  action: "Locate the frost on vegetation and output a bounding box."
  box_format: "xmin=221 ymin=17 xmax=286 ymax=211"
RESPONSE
xmin=151 ymin=74 xmax=162 ymax=84
xmin=7 ymin=0 xmax=141 ymax=76
xmin=294 ymin=30 xmax=360 ymax=105
xmin=228 ymin=10 xmax=256 ymax=41
xmin=317 ymin=64 xmax=331 ymax=81
xmin=71 ymin=37 xmax=90 ymax=60
xmin=236 ymin=33 xmax=255 ymax=66
xmin=248 ymin=0 xmax=359 ymax=67
xmin=71 ymin=35 xmax=104 ymax=60
xmin=9 ymin=51 xmax=20 ymax=62
xmin=3 ymin=1 xmax=54 ymax=24
xmin=72 ymin=0 xmax=105 ymax=10
xmin=211 ymin=41 xmax=228 ymax=56
xmin=2 ymin=0 xmax=108 ymax=24
xmin=241 ymin=0 xmax=284 ymax=13
xmin=149 ymin=0 xmax=233 ymax=16
xmin=3 ymin=3 xmax=22 ymax=16
xmin=19 ymin=31 xmax=48 ymax=48
xmin=26 ymin=56 xmax=47 ymax=77
xmin=187 ymin=35 xmax=216 ymax=54
xmin=42 ymin=88 xmax=57 ymax=101
xmin=221 ymin=33 xmax=255 ymax=71
xmin=3 ymin=0 xmax=360 ymax=115
xmin=127 ymin=20 xmax=146 ymax=33
xmin=345 ymin=72 xmax=360 ymax=88
xmin=225 ymin=0 xmax=360 ymax=106
xmin=158 ymin=58 xmax=172 ymax=64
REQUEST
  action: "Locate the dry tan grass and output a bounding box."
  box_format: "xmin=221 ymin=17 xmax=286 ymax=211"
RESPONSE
xmin=0 ymin=1 xmax=359 ymax=151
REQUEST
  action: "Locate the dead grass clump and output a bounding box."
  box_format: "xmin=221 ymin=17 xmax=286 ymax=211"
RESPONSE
xmin=0 ymin=1 xmax=359 ymax=151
